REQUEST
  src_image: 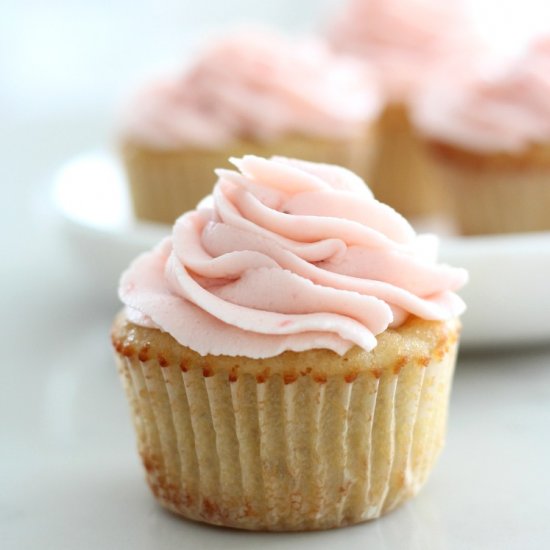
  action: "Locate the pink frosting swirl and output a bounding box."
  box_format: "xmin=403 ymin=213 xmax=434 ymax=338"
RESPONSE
xmin=120 ymin=28 xmax=381 ymax=150
xmin=413 ymin=39 xmax=550 ymax=152
xmin=119 ymin=156 xmax=467 ymax=358
xmin=327 ymin=0 xmax=476 ymax=102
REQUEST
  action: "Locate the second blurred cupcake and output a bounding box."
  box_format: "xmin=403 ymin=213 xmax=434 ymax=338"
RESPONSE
xmin=119 ymin=28 xmax=381 ymax=224
xmin=413 ymin=39 xmax=550 ymax=235
xmin=328 ymin=0 xmax=476 ymax=218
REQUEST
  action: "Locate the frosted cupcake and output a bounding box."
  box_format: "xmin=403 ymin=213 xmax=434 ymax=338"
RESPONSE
xmin=112 ymin=155 xmax=467 ymax=530
xmin=328 ymin=0 xmax=476 ymax=218
xmin=413 ymin=39 xmax=550 ymax=235
xmin=119 ymin=28 xmax=380 ymax=224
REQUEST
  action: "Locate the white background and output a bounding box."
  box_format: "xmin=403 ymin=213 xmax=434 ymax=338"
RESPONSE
xmin=2 ymin=1 xmax=550 ymax=549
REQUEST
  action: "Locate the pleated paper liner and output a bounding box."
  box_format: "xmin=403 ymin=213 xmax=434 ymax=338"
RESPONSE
xmin=425 ymin=140 xmax=550 ymax=235
xmin=112 ymin=314 xmax=459 ymax=531
xmin=121 ymin=130 xmax=374 ymax=226
xmin=367 ymin=103 xmax=446 ymax=219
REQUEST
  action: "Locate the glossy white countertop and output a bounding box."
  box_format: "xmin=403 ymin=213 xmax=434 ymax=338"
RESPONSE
xmin=2 ymin=116 xmax=550 ymax=550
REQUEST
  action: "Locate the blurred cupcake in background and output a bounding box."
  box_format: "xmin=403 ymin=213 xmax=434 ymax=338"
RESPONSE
xmin=118 ymin=28 xmax=381 ymax=224
xmin=327 ymin=0 xmax=477 ymax=219
xmin=413 ymin=38 xmax=550 ymax=235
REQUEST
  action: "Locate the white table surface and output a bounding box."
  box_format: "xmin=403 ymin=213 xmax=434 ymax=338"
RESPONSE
xmin=2 ymin=116 xmax=550 ymax=550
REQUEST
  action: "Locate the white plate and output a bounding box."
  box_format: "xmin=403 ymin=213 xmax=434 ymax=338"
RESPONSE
xmin=52 ymin=151 xmax=550 ymax=349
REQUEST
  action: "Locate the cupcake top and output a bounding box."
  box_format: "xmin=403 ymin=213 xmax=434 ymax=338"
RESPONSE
xmin=119 ymin=156 xmax=467 ymax=358
xmin=413 ymin=39 xmax=550 ymax=152
xmin=120 ymin=28 xmax=381 ymax=150
xmin=327 ymin=0 xmax=475 ymax=103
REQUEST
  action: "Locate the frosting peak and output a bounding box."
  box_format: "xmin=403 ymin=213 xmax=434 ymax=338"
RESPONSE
xmin=120 ymin=28 xmax=380 ymax=150
xmin=120 ymin=156 xmax=467 ymax=358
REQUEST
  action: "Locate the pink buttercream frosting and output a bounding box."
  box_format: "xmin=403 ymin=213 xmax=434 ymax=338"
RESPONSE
xmin=327 ymin=0 xmax=476 ymax=103
xmin=119 ymin=156 xmax=467 ymax=358
xmin=413 ymin=39 xmax=550 ymax=152
xmin=120 ymin=29 xmax=381 ymax=150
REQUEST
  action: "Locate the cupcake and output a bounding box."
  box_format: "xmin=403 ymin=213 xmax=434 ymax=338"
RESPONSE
xmin=413 ymin=39 xmax=550 ymax=235
xmin=327 ymin=0 xmax=476 ymax=218
xmin=112 ymin=155 xmax=467 ymax=530
xmin=119 ymin=28 xmax=380 ymax=224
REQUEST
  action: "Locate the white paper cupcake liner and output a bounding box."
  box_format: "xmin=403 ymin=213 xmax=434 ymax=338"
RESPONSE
xmin=368 ymin=103 xmax=445 ymax=218
xmin=122 ymin=131 xmax=373 ymax=225
xmin=114 ymin=319 xmax=459 ymax=531
xmin=429 ymin=153 xmax=550 ymax=235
